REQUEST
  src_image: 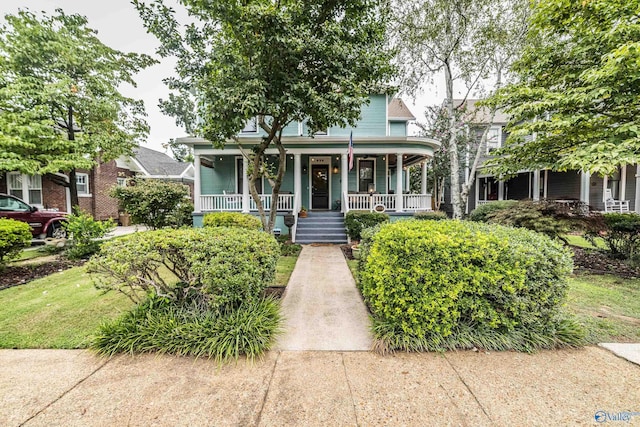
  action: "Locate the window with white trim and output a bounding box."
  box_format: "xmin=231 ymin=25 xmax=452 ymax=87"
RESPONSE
xmin=357 ymin=159 xmax=375 ymax=192
xmin=116 ymin=177 xmax=127 ymax=187
xmin=241 ymin=117 xmax=258 ymax=133
xmin=76 ymin=173 xmax=90 ymax=196
xmin=7 ymin=173 xmax=42 ymax=205
xmin=486 ymin=126 xmax=501 ymax=153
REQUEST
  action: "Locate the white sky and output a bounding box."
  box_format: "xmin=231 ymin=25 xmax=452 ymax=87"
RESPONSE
xmin=0 ymin=1 xmax=447 ymax=153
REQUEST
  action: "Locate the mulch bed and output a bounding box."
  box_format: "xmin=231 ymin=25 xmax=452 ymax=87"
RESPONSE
xmin=0 ymin=257 xmax=86 ymax=291
xmin=571 ymin=247 xmax=640 ymax=278
xmin=341 ymin=244 xmax=355 ymax=260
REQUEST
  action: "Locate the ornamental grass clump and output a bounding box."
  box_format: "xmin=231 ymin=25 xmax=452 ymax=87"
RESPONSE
xmin=87 ymin=227 xmax=281 ymax=360
xmin=359 ymin=220 xmax=585 ymax=353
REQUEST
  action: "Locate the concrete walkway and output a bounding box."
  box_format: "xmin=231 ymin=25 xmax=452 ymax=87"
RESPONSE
xmin=276 ymin=245 xmax=372 ymax=351
xmin=1 ymin=347 xmax=639 ymax=426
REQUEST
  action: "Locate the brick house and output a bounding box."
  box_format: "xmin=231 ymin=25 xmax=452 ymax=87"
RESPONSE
xmin=1 ymin=146 xmax=194 ymax=221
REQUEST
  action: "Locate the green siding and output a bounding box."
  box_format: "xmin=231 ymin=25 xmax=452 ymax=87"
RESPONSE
xmin=389 ymin=121 xmax=407 ymax=137
xmin=200 ymin=157 xmax=237 ymax=194
xmin=329 ymin=94 xmax=388 ymax=137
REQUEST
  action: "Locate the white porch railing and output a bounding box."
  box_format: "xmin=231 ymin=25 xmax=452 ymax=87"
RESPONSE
xmin=249 ymin=194 xmax=295 ymax=211
xmin=344 ymin=193 xmax=432 ymax=212
xmin=403 ymin=194 xmax=432 ymax=210
xmin=200 ymin=194 xmax=295 ymax=212
xmin=201 ymin=194 xmax=243 ymax=211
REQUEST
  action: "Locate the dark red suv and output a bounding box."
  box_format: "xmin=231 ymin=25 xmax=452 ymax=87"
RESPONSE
xmin=0 ymin=193 xmax=67 ymax=239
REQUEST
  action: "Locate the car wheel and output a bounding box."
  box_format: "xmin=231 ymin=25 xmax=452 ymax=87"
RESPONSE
xmin=48 ymin=222 xmax=67 ymax=239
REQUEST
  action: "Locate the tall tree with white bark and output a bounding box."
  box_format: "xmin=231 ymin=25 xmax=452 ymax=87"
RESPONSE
xmin=391 ymin=0 xmax=529 ymax=217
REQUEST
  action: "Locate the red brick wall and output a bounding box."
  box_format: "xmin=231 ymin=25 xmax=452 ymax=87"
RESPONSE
xmin=77 ymin=161 xmax=134 ymax=221
xmin=42 ymin=175 xmax=68 ymax=212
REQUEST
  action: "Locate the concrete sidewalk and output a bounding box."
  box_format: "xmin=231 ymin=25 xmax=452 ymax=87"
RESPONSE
xmin=276 ymin=245 xmax=372 ymax=351
xmin=1 ymin=347 xmax=639 ymax=426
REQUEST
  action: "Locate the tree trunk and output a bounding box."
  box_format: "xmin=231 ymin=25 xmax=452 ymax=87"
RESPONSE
xmin=444 ymin=64 xmax=463 ymax=219
xmin=67 ymin=106 xmax=79 ymax=209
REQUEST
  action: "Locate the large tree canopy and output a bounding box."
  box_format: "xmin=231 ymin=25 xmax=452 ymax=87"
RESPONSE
xmin=392 ymin=0 xmax=529 ymax=218
xmin=135 ymin=0 xmax=395 ymax=231
xmin=0 ymin=9 xmax=156 ymax=206
xmin=487 ymin=0 xmax=640 ymax=176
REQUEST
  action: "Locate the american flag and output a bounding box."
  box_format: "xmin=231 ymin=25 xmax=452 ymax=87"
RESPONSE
xmin=348 ymin=131 xmax=354 ymax=171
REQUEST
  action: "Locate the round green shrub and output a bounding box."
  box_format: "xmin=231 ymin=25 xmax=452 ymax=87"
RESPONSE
xmin=203 ymin=212 xmax=262 ymax=230
xmin=468 ymin=200 xmax=518 ymax=222
xmin=345 ymin=211 xmax=389 ymax=240
xmin=359 ymin=220 xmax=579 ymax=352
xmin=0 ymin=218 xmax=32 ymax=270
xmin=87 ymin=227 xmax=279 ymax=312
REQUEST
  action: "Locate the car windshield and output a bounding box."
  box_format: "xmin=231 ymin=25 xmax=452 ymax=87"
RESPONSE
xmin=0 ymin=196 xmax=31 ymax=212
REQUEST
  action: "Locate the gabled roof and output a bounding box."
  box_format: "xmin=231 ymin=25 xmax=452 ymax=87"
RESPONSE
xmin=388 ymin=98 xmax=416 ymax=121
xmin=452 ymin=99 xmax=509 ymax=124
xmin=132 ymin=146 xmax=193 ymax=178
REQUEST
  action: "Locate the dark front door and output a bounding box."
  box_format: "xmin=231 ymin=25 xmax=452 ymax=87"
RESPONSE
xmin=311 ymin=164 xmax=329 ymax=209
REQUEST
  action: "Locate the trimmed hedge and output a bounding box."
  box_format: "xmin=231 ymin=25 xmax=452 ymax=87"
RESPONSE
xmin=468 ymin=200 xmax=518 ymax=222
xmin=359 ymin=220 xmax=583 ymax=353
xmin=0 ymin=218 xmax=32 ymax=270
xmin=413 ymin=210 xmax=448 ymax=221
xmin=87 ymin=227 xmax=279 ymax=312
xmin=203 ymin=212 xmax=262 ymax=230
xmin=345 ymin=211 xmax=389 ymax=240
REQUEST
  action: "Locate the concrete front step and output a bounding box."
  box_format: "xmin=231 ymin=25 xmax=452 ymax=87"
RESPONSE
xmin=296 ymin=211 xmax=347 ymax=244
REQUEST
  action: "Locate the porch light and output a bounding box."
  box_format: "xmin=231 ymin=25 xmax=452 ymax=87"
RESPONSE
xmin=332 ymin=165 xmax=339 ymax=174
xmin=368 ymin=183 xmax=375 ymax=195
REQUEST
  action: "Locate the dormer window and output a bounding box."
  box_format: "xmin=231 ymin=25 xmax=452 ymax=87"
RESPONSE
xmin=242 ymin=117 xmax=258 ymax=133
xmin=486 ymin=126 xmax=501 ymax=153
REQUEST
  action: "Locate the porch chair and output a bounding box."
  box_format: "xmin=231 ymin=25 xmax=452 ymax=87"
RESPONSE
xmin=604 ymin=188 xmax=629 ymax=213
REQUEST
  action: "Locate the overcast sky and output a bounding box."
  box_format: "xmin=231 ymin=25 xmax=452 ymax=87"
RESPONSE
xmin=0 ymin=1 xmax=445 ymax=154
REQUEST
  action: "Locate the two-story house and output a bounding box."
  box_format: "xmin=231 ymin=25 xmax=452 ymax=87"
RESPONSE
xmin=177 ymin=95 xmax=440 ymax=242
xmin=457 ymin=99 xmax=640 ymax=214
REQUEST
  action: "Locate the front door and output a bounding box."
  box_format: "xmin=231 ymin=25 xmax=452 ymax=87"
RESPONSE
xmin=311 ymin=164 xmax=329 ymax=209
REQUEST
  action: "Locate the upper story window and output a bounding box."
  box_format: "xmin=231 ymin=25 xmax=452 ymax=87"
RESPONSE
xmin=76 ymin=173 xmax=90 ymax=196
xmin=486 ymin=126 xmax=502 ymax=154
xmin=241 ymin=117 xmax=258 ymax=133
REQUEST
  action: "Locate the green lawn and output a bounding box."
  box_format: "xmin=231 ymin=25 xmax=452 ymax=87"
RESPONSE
xmin=0 ymin=266 xmax=133 ymax=349
xmin=567 ymin=273 xmax=640 ymax=343
xmin=12 ymin=246 xmax=56 ymax=262
xmin=275 ymin=256 xmax=298 ymax=287
xmin=562 ymin=234 xmax=607 ymax=250
xmin=0 ymin=253 xmax=299 ymax=349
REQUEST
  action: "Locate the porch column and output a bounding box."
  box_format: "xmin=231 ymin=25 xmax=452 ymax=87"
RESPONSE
xmin=242 ymin=156 xmax=250 ymax=213
xmin=635 ymin=165 xmax=640 ymax=212
xmin=341 ymin=153 xmax=348 ymax=212
xmin=396 ymin=153 xmax=404 ymax=212
xmin=421 ymin=162 xmax=428 ymax=194
xmin=294 ymin=154 xmax=302 ymax=212
xmin=498 ymin=180 xmax=505 ymax=201
xmin=620 ymin=164 xmax=627 ymax=200
xmin=193 ymin=154 xmax=201 ymax=212
xmin=405 ymin=165 xmax=410 ymax=190
xmin=532 ymin=169 xmax=540 ymax=201
xmin=580 ymin=170 xmax=590 ymax=205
